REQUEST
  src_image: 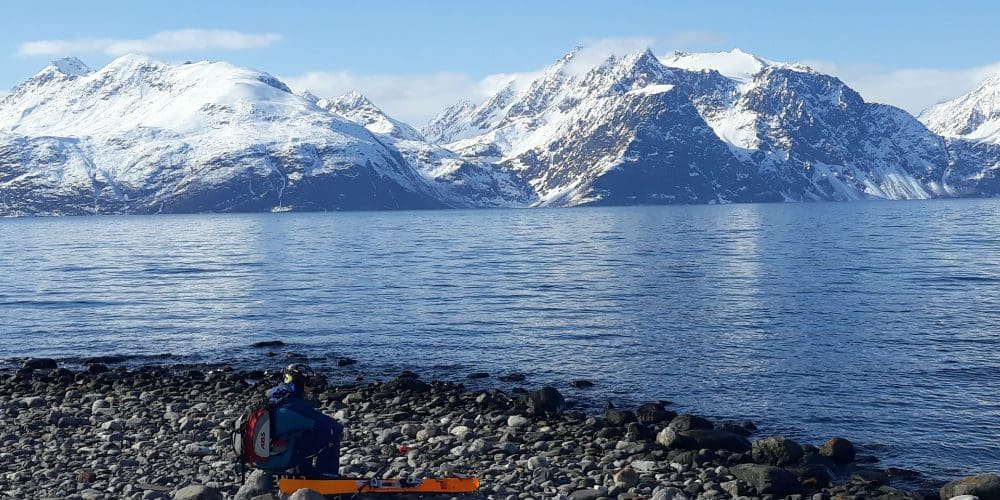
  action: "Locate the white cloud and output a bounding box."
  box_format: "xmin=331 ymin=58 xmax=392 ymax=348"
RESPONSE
xmin=799 ymin=59 xmax=1000 ymax=115
xmin=16 ymin=29 xmax=282 ymax=57
xmin=281 ymin=71 xmax=491 ymax=126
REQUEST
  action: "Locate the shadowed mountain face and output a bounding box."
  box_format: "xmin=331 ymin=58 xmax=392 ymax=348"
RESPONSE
xmin=2 ymin=49 xmax=1000 ymax=216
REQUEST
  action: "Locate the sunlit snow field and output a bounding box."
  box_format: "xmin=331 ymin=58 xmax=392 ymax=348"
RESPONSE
xmin=2 ymin=199 xmax=999 ymax=479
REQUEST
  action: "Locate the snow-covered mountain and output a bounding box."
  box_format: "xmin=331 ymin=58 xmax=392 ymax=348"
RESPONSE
xmin=918 ymin=73 xmax=1000 ymax=195
xmin=4 ymin=48 xmax=1000 ymax=216
xmin=424 ymin=48 xmax=973 ymax=206
xmin=0 ymin=55 xmax=444 ymax=215
xmin=316 ymin=91 xmax=535 ymax=207
xmin=920 ymin=73 xmax=1000 ymax=143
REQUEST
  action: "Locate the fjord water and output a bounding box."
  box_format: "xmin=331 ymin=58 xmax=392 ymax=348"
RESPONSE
xmin=2 ymin=200 xmax=999 ymax=479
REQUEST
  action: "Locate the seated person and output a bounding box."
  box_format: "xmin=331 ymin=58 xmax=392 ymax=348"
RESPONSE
xmin=257 ymin=364 xmax=343 ymax=478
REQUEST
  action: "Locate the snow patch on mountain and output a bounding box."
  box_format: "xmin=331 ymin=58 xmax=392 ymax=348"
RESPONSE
xmin=660 ymin=49 xmax=768 ymax=81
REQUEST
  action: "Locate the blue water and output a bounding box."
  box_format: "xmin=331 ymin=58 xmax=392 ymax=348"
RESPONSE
xmin=2 ymin=200 xmax=999 ymax=481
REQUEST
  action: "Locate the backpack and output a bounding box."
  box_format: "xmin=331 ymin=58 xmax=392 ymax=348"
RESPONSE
xmin=232 ymin=399 xmax=287 ymax=473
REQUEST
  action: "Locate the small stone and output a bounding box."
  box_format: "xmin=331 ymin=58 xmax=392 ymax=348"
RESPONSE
xmin=507 ymin=415 xmax=531 ymax=427
xmin=614 ymin=467 xmax=640 ymax=489
xmin=527 ymin=456 xmax=549 ymax=470
xmin=183 ymin=444 xmax=214 ymax=457
xmin=173 ymin=484 xmax=222 ymax=500
xmin=651 ymin=487 xmax=690 ymax=500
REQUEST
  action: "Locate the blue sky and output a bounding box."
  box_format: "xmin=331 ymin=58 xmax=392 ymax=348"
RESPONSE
xmin=3 ymin=0 xmax=999 ymax=124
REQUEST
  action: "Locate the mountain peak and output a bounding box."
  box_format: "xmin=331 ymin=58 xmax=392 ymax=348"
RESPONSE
xmin=330 ymin=90 xmax=375 ymax=109
xmin=49 ymin=57 xmax=91 ymax=77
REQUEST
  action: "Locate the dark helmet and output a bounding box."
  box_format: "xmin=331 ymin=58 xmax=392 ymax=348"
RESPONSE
xmin=281 ymin=364 xmax=327 ymax=392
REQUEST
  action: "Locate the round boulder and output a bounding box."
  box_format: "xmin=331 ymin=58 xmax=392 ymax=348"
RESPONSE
xmin=604 ymin=408 xmax=636 ymax=426
xmin=637 ymin=402 xmax=677 ymax=424
xmin=941 ymin=474 xmax=1000 ymax=500
xmin=288 ymin=489 xmax=326 ymax=500
xmin=730 ymin=463 xmax=802 ymax=496
xmin=527 ymin=386 xmax=565 ymax=416
xmin=819 ymin=437 xmax=855 ymax=464
xmin=752 ymin=435 xmax=804 ymax=466
xmin=669 ymin=414 xmax=714 ymax=431
xmin=173 ymin=485 xmax=222 ymax=500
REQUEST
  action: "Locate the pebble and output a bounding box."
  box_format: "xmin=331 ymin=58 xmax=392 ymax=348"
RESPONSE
xmin=0 ymin=361 xmax=961 ymax=500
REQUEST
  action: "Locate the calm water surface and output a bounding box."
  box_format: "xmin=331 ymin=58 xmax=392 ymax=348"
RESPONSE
xmin=2 ymin=200 xmax=999 ymax=480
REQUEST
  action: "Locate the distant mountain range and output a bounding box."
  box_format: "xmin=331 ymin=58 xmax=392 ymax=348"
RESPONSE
xmin=1 ymin=48 xmax=998 ymax=215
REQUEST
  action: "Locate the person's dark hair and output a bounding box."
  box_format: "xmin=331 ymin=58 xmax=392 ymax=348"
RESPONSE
xmin=281 ymin=364 xmax=327 ymax=393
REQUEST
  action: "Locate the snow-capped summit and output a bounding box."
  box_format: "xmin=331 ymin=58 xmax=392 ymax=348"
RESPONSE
xmin=49 ymin=56 xmax=92 ymax=77
xmin=920 ymin=73 xmax=1000 ymax=143
xmin=317 ymin=91 xmax=425 ymax=141
xmin=661 ymin=49 xmax=769 ymax=81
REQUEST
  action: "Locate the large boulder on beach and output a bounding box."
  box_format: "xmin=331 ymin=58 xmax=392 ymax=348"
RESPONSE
xmin=656 ymin=427 xmax=751 ymax=452
xmin=819 ymin=437 xmax=856 ymax=463
xmin=604 ymin=407 xmax=636 ymax=426
xmin=752 ymin=435 xmax=804 ymax=466
xmin=636 ymin=401 xmax=677 ymax=424
xmin=668 ymin=414 xmax=714 ymax=431
xmin=381 ymin=377 xmax=431 ymax=394
xmin=941 ymin=474 xmax=1000 ymax=500
xmin=22 ymin=358 xmax=57 ymax=370
xmin=730 ymin=463 xmax=802 ymax=496
xmin=527 ymin=386 xmax=565 ymax=416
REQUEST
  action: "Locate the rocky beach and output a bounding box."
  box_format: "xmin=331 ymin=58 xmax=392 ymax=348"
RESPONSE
xmin=1 ymin=357 xmax=998 ymax=500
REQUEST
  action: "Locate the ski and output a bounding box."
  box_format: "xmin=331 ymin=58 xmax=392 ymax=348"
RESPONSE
xmin=277 ymin=477 xmax=480 ymax=495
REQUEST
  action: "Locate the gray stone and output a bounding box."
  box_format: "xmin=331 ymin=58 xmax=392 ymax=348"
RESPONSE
xmin=730 ymin=463 xmax=801 ymax=496
xmin=752 ymin=435 xmax=804 ymax=466
xmin=569 ymin=489 xmax=604 ymax=500
xmin=21 ymin=396 xmax=46 ymax=408
xmin=721 ymin=479 xmax=749 ymax=497
xmin=614 ymin=466 xmax=640 ymax=489
xmin=651 ymin=487 xmax=690 ymax=500
xmin=941 ymin=474 xmax=1000 ymax=500
xmin=668 ymin=414 xmax=714 ymax=431
xmin=173 ymin=485 xmax=222 ymax=500
xmin=235 ymin=470 xmax=274 ymax=500
xmin=507 ymin=415 xmax=531 ymax=427
xmin=527 ymin=455 xmax=549 ymax=470
xmin=183 ymin=444 xmax=214 ymax=457
xmin=287 ymin=489 xmax=326 ymax=500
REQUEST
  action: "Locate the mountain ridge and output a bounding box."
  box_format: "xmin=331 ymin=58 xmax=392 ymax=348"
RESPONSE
xmin=2 ymin=48 xmax=1000 ymax=216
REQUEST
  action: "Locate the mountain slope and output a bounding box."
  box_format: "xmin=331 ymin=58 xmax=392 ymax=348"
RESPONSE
xmin=426 ymin=48 xmax=970 ymax=206
xmin=317 ymin=92 xmax=535 ymax=207
xmin=920 ymin=73 xmax=1000 ymax=144
xmin=0 ymin=55 xmax=442 ymax=215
